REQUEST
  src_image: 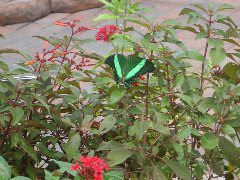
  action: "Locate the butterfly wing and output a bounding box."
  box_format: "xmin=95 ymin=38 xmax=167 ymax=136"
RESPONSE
xmin=105 ymin=54 xmax=128 ymax=83
xmin=138 ymin=59 xmax=155 ymax=74
xmin=125 ymin=57 xmax=155 ymax=85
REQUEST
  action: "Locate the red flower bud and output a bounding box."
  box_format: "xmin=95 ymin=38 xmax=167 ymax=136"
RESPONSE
xmin=133 ymin=82 xmax=139 ymax=86
xmin=54 ymin=21 xmax=67 ymax=27
xmin=139 ymin=75 xmax=145 ymax=80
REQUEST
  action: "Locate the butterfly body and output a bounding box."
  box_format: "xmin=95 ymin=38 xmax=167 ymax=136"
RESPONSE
xmin=105 ymin=54 xmax=155 ymax=86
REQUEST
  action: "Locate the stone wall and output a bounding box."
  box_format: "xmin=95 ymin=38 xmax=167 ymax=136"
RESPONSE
xmin=0 ymin=0 xmax=103 ymax=25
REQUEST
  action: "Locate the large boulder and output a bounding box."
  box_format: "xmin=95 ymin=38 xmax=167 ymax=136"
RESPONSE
xmin=51 ymin=0 xmax=103 ymax=13
xmin=0 ymin=0 xmax=51 ymax=25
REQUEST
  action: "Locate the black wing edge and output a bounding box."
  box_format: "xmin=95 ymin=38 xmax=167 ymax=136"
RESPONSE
xmin=104 ymin=54 xmax=115 ymax=69
xmin=145 ymin=59 xmax=155 ymax=73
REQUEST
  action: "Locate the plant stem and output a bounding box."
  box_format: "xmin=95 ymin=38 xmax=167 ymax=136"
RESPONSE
xmin=141 ymin=29 xmax=155 ymax=178
xmin=121 ymin=0 xmax=128 ymax=54
xmin=115 ymin=17 xmax=119 ymax=54
xmin=200 ymin=14 xmax=213 ymax=92
xmin=145 ymin=31 xmax=155 ymax=121
xmin=0 ymin=116 xmax=12 ymax=147
xmin=145 ymin=73 xmax=150 ymax=121
xmin=146 ymin=156 xmax=161 ymax=180
xmin=200 ymin=41 xmax=209 ymax=91
xmin=60 ymin=28 xmax=74 ymax=66
xmin=236 ymin=130 xmax=240 ymax=143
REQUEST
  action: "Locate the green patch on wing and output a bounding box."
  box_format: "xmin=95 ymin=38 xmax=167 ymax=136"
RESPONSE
xmin=114 ymin=54 xmax=123 ymax=79
xmin=126 ymin=59 xmax=146 ymax=80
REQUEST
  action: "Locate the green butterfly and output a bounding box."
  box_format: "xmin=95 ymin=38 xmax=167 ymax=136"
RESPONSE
xmin=105 ymin=54 xmax=155 ymax=86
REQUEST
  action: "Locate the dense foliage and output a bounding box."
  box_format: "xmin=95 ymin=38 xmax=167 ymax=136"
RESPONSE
xmin=0 ymin=0 xmax=240 ymax=179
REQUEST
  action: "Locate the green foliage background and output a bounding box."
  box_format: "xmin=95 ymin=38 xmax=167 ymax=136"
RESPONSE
xmin=0 ymin=0 xmax=240 ymax=179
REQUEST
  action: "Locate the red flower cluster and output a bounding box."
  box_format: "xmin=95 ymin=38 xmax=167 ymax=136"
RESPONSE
xmin=54 ymin=17 xmax=95 ymax=35
xmin=28 ymin=17 xmax=96 ymax=71
xmin=70 ymin=156 xmax=110 ymax=180
xmin=95 ymin=25 xmax=119 ymax=42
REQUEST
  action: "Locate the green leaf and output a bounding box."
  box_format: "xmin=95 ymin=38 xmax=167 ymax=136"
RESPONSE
xmin=201 ymin=132 xmax=219 ymax=150
xmin=209 ymin=47 xmax=226 ymax=65
xmin=0 ymin=49 xmax=31 ymax=60
xmin=128 ymin=120 xmax=149 ymax=140
xmin=177 ymin=94 xmax=192 ymax=106
xmin=222 ymin=62 xmax=240 ymax=84
xmin=208 ymin=38 xmax=224 ymax=48
xmin=26 ymin=162 xmax=37 ymax=180
xmin=10 ymin=108 xmax=24 ymax=126
xmin=124 ymin=17 xmax=151 ymax=29
xmin=152 ymin=165 xmax=168 ymax=180
xmin=224 ymin=118 xmax=240 ymax=128
xmin=205 ymin=148 xmax=224 ymax=176
xmin=94 ymin=14 xmax=119 ymax=22
xmin=219 ymin=137 xmax=240 ymax=168
xmin=221 ymin=124 xmax=235 ymax=135
xmin=163 ymin=159 xmax=191 ymax=180
xmin=54 ymin=78 xmax=80 ymax=98
xmin=11 ymin=177 xmax=31 ymax=180
xmin=179 ymin=8 xmax=195 ymax=16
xmin=0 ymin=61 xmax=9 ymax=71
xmin=44 ymin=170 xmax=59 ymax=180
xmin=11 ymin=132 xmax=21 ymax=148
xmin=96 ymin=77 xmax=114 ymax=85
xmin=32 ymin=93 xmax=50 ymax=113
xmin=222 ymin=38 xmax=240 ymax=47
xmin=176 ymin=26 xmax=197 ymax=34
xmin=187 ymin=51 xmax=205 ymax=61
xmin=141 ymin=38 xmax=161 ymax=52
xmin=10 ymin=68 xmax=30 ymax=74
xmin=177 ymin=127 xmax=191 ymax=141
xmin=163 ymin=36 xmax=187 ymax=52
xmin=33 ymin=36 xmax=63 ymax=47
xmin=196 ymin=32 xmax=207 ymax=39
xmin=97 ymin=141 xmax=123 ymax=151
xmin=37 ymin=143 xmax=64 ymax=159
xmin=0 ymin=156 xmax=11 ymax=180
xmin=190 ymin=3 xmax=208 ymax=13
xmin=62 ymin=133 xmax=81 ymax=161
xmin=179 ymin=8 xmax=205 ymax=23
xmin=98 ymin=115 xmax=117 ymax=135
xmin=111 ymin=0 xmax=123 ymax=9
xmin=72 ymin=38 xmax=95 ymax=45
xmin=20 ymin=138 xmax=38 ymax=162
xmin=216 ymin=3 xmax=233 ymax=12
xmin=98 ymin=0 xmax=116 ymax=9
xmin=53 ymin=159 xmax=77 ymax=176
xmin=112 ymin=34 xmax=134 ymax=49
xmin=152 ymin=120 xmax=170 ymax=135
xmin=104 ymin=171 xmax=124 ymax=180
xmin=107 ymin=149 xmax=133 ymax=167
xmin=161 ymin=19 xmax=181 ymax=26
xmin=199 ymin=115 xmax=215 ymax=127
xmin=109 ymin=89 xmax=125 ymax=104
xmin=173 ymin=143 xmax=184 ymax=161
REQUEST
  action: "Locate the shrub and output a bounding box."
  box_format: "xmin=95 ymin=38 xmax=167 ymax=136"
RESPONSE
xmin=0 ymin=0 xmax=240 ymax=179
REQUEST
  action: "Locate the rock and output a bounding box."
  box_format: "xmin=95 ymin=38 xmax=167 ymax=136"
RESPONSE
xmin=0 ymin=0 xmax=13 ymax=3
xmin=0 ymin=0 xmax=51 ymax=25
xmin=51 ymin=0 xmax=103 ymax=13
